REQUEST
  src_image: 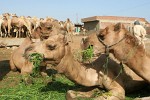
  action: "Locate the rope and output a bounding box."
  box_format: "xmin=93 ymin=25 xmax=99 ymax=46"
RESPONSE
xmin=97 ymin=35 xmax=126 ymax=81
xmin=103 ymin=54 xmax=109 ymax=76
xmin=111 ymin=62 xmax=124 ymax=82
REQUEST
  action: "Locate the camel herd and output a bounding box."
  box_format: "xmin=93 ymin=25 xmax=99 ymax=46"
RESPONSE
xmin=7 ymin=16 xmax=150 ymax=100
xmin=0 ymin=13 xmax=75 ymax=39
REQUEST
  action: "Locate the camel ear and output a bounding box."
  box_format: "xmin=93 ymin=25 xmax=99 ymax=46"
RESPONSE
xmin=81 ymin=37 xmax=87 ymax=44
xmin=114 ymin=23 xmax=125 ymax=31
xmin=40 ymin=22 xmax=44 ymax=27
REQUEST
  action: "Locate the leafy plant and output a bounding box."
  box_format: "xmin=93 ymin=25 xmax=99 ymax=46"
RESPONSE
xmin=82 ymin=45 xmax=94 ymax=62
xmin=28 ymin=53 xmax=44 ymax=77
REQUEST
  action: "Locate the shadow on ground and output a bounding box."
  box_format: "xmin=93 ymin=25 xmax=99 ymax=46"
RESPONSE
xmin=0 ymin=60 xmax=11 ymax=81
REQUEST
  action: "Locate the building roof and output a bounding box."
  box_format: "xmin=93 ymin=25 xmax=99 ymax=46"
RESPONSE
xmin=81 ymin=16 xmax=149 ymax=23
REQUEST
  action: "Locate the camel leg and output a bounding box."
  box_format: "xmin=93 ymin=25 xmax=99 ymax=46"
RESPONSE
xmin=21 ymin=61 xmax=33 ymax=84
xmin=66 ymin=87 xmax=98 ymax=100
xmin=134 ymin=97 xmax=150 ymax=100
xmin=18 ymin=28 xmax=21 ymax=38
xmin=66 ymin=85 xmax=125 ymax=100
xmin=93 ymin=88 xmax=125 ymax=100
xmin=15 ymin=31 xmax=18 ymax=38
xmin=4 ymin=27 xmax=7 ymax=37
xmin=9 ymin=55 xmax=17 ymax=71
xmin=7 ymin=19 xmax=11 ymax=37
xmin=0 ymin=24 xmax=2 ymax=37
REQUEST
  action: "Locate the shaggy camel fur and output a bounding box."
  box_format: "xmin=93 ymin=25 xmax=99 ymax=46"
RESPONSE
xmin=24 ymin=34 xmax=148 ymax=100
xmin=97 ymin=23 xmax=150 ymax=84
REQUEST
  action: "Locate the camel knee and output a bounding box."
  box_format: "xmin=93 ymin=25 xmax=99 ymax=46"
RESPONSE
xmin=9 ymin=59 xmax=17 ymax=72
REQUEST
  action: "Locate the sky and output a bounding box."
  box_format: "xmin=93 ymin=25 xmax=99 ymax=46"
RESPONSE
xmin=1 ymin=0 xmax=150 ymax=23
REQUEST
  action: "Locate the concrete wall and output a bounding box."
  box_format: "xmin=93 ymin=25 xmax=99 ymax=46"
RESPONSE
xmin=83 ymin=19 xmax=148 ymax=34
xmin=84 ymin=21 xmax=99 ymax=31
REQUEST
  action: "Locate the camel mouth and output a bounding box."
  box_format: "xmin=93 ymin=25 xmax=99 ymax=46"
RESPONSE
xmin=42 ymin=36 xmax=49 ymax=39
xmin=43 ymin=58 xmax=60 ymax=65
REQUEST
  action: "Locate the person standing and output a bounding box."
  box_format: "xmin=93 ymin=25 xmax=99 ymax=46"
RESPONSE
xmin=133 ymin=20 xmax=147 ymax=47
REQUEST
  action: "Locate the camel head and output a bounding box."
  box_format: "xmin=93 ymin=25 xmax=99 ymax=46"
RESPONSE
xmin=97 ymin=23 xmax=128 ymax=52
xmin=39 ymin=20 xmax=66 ymax=40
xmin=11 ymin=13 xmax=17 ymax=17
xmin=81 ymin=32 xmax=104 ymax=57
xmin=24 ymin=34 xmax=68 ymax=65
xmin=2 ymin=13 xmax=10 ymax=17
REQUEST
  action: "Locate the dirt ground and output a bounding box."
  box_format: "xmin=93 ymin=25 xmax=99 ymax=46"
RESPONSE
xmin=0 ymin=35 xmax=85 ymax=84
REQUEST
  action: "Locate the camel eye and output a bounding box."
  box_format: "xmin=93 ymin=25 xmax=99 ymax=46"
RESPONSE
xmin=47 ymin=27 xmax=52 ymax=30
xmin=47 ymin=44 xmax=56 ymax=50
xmin=99 ymin=34 xmax=104 ymax=40
xmin=25 ymin=46 xmax=33 ymax=51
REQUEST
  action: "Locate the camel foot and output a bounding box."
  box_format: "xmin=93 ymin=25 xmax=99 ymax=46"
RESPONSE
xmin=66 ymin=90 xmax=92 ymax=100
xmin=66 ymin=87 xmax=100 ymax=100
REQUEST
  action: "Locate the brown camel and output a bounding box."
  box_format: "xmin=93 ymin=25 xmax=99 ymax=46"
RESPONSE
xmin=61 ymin=18 xmax=75 ymax=42
xmin=1 ymin=13 xmax=12 ymax=37
xmin=9 ymin=20 xmax=66 ymax=78
xmin=24 ymin=34 xmax=148 ymax=100
xmin=10 ymin=14 xmax=27 ymax=38
xmin=9 ymin=26 xmax=46 ymax=76
xmin=97 ymin=23 xmax=150 ymax=84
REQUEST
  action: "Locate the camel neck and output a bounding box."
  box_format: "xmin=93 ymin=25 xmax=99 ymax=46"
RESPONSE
xmin=56 ymin=45 xmax=100 ymax=86
xmin=112 ymin=38 xmax=146 ymax=69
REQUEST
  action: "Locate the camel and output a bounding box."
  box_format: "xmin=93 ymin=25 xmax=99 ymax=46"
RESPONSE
xmin=10 ymin=14 xmax=28 ymax=38
xmin=0 ymin=13 xmax=11 ymax=38
xmin=39 ymin=19 xmax=66 ymax=39
xmin=81 ymin=31 xmax=104 ymax=58
xmin=9 ymin=20 xmax=66 ymax=78
xmin=0 ymin=16 xmax=4 ymax=37
xmin=3 ymin=13 xmax=11 ymax=37
xmin=60 ymin=18 xmax=75 ymax=42
xmin=9 ymin=26 xmax=46 ymax=76
xmin=97 ymin=23 xmax=150 ymax=84
xmin=24 ymin=34 xmax=148 ymax=100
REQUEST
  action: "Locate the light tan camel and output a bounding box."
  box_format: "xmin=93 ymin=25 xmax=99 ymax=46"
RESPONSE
xmin=97 ymin=23 xmax=150 ymax=84
xmin=9 ymin=20 xmax=66 ymax=77
xmin=10 ymin=14 xmax=28 ymax=38
xmin=81 ymin=32 xmax=150 ymax=100
xmin=61 ymin=18 xmax=75 ymax=42
xmin=24 ymin=34 xmax=148 ymax=100
xmin=9 ymin=27 xmax=46 ymax=77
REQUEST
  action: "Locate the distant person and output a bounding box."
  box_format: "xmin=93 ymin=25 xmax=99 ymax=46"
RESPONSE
xmin=133 ymin=20 xmax=147 ymax=47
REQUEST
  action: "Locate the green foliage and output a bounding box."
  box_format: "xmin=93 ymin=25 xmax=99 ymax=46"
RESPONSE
xmin=0 ymin=73 xmax=149 ymax=100
xmin=0 ymin=74 xmax=81 ymax=100
xmin=82 ymin=45 xmax=94 ymax=62
xmin=28 ymin=53 xmax=44 ymax=77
